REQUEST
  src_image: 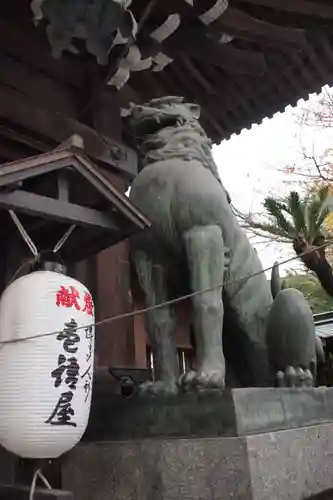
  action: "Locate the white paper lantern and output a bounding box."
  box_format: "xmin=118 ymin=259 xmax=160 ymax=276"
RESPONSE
xmin=0 ymin=270 xmax=95 ymax=459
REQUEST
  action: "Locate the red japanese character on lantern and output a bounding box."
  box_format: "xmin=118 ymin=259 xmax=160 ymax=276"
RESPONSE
xmin=56 ymin=286 xmax=81 ymax=310
xmin=82 ymin=292 xmax=94 ymax=316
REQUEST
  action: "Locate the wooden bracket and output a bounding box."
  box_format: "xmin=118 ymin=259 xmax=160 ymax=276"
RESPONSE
xmin=54 ymin=135 xmax=84 ymax=152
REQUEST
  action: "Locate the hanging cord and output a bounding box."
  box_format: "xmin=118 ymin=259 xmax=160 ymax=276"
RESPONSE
xmin=0 ymin=239 xmax=332 ymax=346
xmin=7 ymin=210 xmax=40 ymax=286
xmin=9 ymin=210 xmax=39 ymax=257
xmin=53 ymin=225 xmax=76 ymax=253
xmin=29 ymin=469 xmax=52 ymax=500
xmin=7 ymin=210 xmax=76 ymax=284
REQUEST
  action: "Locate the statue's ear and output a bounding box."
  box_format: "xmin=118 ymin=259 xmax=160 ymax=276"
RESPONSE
xmin=271 ymin=262 xmax=282 ymax=299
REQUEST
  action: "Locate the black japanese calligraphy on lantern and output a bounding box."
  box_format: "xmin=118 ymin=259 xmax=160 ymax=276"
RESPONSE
xmin=51 ymin=354 xmax=80 ymax=390
xmin=46 ymin=319 xmax=81 ymax=428
xmin=85 ymin=326 xmax=93 ymax=363
xmin=56 ymin=318 xmax=80 ymax=353
xmin=81 ymin=365 xmax=92 ymax=403
xmin=45 ymin=391 xmax=77 ymax=427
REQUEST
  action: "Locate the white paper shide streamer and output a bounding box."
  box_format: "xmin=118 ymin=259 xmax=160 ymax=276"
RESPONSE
xmin=0 ymin=271 xmax=95 ymax=459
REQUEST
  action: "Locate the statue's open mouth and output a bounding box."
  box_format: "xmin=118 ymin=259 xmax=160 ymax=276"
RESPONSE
xmin=131 ymin=113 xmax=183 ymax=140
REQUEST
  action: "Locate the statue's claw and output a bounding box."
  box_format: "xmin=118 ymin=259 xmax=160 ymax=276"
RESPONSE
xmin=276 ymin=366 xmax=313 ymax=388
xmin=179 ymin=369 xmax=225 ymax=393
xmin=139 ymin=380 xmax=179 ymax=397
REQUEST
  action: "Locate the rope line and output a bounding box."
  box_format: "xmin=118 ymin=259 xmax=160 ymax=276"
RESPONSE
xmin=0 ymin=240 xmax=331 ymax=346
xmin=29 ymin=469 xmax=52 ymax=500
xmin=9 ymin=210 xmax=39 ymax=257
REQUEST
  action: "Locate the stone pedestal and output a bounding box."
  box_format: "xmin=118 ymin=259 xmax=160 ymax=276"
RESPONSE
xmin=62 ymin=388 xmax=333 ymax=500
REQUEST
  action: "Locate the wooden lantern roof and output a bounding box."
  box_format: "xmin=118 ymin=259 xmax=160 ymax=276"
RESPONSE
xmin=0 ymin=138 xmax=151 ymax=263
xmin=1 ymin=0 xmax=333 ymax=167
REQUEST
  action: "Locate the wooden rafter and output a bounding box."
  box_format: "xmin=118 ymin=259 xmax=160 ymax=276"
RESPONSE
xmin=162 ymin=63 xmax=225 ymax=138
xmin=2 ymin=0 xmax=333 ymax=146
xmin=180 ymin=58 xmax=217 ymax=96
xmin=217 ymin=8 xmax=307 ymax=46
xmin=159 ymin=1 xmax=307 ymax=46
xmin=162 ymin=29 xmax=266 ymax=75
xmin=239 ymin=0 xmax=333 ymax=20
xmin=0 ymin=190 xmax=119 ymax=231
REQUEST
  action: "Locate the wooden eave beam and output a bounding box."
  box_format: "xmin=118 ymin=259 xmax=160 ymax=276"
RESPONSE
xmin=0 ymin=20 xmax=83 ymax=88
xmin=239 ymin=0 xmax=333 ymax=20
xmin=217 ymin=8 xmax=307 ymax=47
xmin=139 ymin=29 xmax=266 ymax=75
xmin=0 ymin=124 xmax=50 ymax=153
xmin=162 ymin=30 xmax=266 ymax=75
xmin=160 ymin=1 xmax=307 ymax=47
xmin=0 ymin=190 xmax=119 ymax=231
xmin=0 ymin=55 xmax=79 ymax=119
xmin=0 ymin=85 xmax=138 ymax=177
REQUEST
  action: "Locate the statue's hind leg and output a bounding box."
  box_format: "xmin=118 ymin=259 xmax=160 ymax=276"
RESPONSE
xmin=133 ymin=250 xmax=179 ymax=396
xmin=181 ymin=225 xmax=226 ymax=391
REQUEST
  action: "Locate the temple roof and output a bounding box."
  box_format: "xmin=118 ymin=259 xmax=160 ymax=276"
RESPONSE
xmin=1 ymin=0 xmax=333 ymax=164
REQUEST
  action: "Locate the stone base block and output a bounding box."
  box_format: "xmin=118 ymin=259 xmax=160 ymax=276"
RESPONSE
xmin=84 ymin=387 xmax=333 ymax=440
xmin=63 ymin=423 xmax=333 ymax=500
xmin=63 ymin=388 xmax=333 ymax=500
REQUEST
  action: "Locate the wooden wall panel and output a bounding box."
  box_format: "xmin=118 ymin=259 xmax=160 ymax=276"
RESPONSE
xmin=72 ymin=169 xmax=134 ymax=368
xmin=95 ymin=240 xmax=134 ymax=367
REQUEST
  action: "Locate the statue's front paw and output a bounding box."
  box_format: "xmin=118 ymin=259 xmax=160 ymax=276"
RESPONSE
xmin=138 ymin=380 xmax=179 ymax=397
xmin=180 ymin=369 xmax=225 ymax=393
xmin=276 ymin=366 xmax=313 ymax=388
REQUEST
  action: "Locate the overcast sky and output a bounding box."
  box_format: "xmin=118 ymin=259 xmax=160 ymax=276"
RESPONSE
xmin=212 ymin=86 xmax=333 ymax=276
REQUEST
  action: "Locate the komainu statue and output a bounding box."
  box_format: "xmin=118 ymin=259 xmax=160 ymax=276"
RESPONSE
xmin=125 ymin=96 xmax=319 ymax=395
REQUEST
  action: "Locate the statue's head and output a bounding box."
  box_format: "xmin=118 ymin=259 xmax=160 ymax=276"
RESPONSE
xmin=122 ymin=96 xmax=201 ymax=141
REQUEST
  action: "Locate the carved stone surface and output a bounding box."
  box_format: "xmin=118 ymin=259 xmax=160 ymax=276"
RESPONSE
xmin=63 ymin=438 xmax=251 ymax=500
xmin=246 ymin=424 xmax=333 ymax=500
xmin=126 ymin=96 xmax=317 ymax=394
xmin=84 ymin=387 xmax=333 ymax=441
xmin=64 ymin=418 xmax=333 ymax=500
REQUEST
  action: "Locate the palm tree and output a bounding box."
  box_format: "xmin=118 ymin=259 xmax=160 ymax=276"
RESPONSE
xmin=250 ymin=186 xmax=333 ymax=297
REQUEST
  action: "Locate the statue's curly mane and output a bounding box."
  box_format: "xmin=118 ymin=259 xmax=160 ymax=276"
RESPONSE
xmin=124 ymin=96 xmax=223 ymax=185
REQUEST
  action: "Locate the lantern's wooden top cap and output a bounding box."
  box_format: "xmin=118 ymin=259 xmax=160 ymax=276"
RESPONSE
xmin=0 ymin=136 xmax=151 ymax=263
